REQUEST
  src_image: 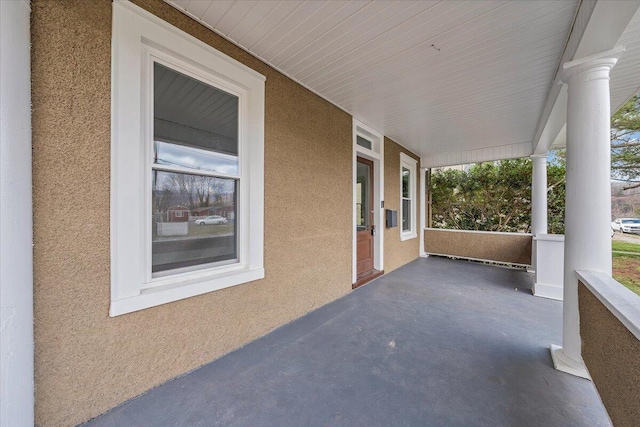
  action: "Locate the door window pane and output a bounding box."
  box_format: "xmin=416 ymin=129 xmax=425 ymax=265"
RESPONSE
xmin=152 ymin=170 xmax=237 ymax=274
xmin=357 ymin=161 xmax=371 ymax=230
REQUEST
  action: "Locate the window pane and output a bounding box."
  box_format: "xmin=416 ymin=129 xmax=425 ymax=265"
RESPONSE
xmin=402 ymin=167 xmax=410 ymax=198
xmin=154 ymin=140 xmax=238 ymax=176
xmin=357 ymin=135 xmax=372 ymax=150
xmin=154 ymin=62 xmax=238 ymax=174
xmin=152 ymin=170 xmax=237 ymax=274
xmin=357 ymin=160 xmax=371 ymax=230
xmin=402 ymin=199 xmax=411 ymax=231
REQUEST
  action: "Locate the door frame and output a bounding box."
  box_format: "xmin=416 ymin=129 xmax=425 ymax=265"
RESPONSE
xmin=352 ymin=119 xmax=384 ymax=284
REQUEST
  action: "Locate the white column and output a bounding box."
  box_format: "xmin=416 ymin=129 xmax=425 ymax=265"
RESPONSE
xmin=0 ymin=1 xmax=34 ymax=426
xmin=531 ymin=155 xmax=548 ymax=237
xmin=550 ymin=47 xmax=623 ymax=379
xmin=419 ymin=167 xmax=427 ymax=257
xmin=531 ymin=154 xmax=556 ymax=299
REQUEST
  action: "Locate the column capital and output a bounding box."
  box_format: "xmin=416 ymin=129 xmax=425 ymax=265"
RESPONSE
xmin=530 ymin=154 xmax=548 ymax=161
xmin=561 ymin=46 xmax=625 ymax=83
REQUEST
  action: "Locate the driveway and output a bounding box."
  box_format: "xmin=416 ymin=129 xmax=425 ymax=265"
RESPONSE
xmin=613 ymin=232 xmax=640 ymax=244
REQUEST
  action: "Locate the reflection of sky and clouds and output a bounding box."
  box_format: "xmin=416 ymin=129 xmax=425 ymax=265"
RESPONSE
xmin=155 ymin=140 xmax=238 ymax=176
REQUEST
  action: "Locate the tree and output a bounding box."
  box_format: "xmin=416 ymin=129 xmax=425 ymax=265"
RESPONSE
xmin=611 ymin=94 xmax=640 ymax=190
xmin=166 ymin=173 xmax=229 ymax=210
xmin=431 ymin=156 xmax=566 ymax=234
xmin=546 ymin=152 xmax=566 ymax=234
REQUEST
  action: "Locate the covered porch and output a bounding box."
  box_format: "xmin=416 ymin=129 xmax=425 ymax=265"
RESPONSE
xmin=85 ymin=257 xmax=608 ymax=426
xmin=2 ymin=0 xmax=640 ymax=425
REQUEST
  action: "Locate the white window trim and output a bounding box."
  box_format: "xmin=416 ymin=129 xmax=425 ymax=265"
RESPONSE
xmin=110 ymin=1 xmax=265 ymax=316
xmin=400 ymin=152 xmax=417 ymax=241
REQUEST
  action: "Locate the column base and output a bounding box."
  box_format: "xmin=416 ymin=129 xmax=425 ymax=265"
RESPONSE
xmin=549 ymin=344 xmax=590 ymax=379
xmin=534 ymin=282 xmax=563 ymax=301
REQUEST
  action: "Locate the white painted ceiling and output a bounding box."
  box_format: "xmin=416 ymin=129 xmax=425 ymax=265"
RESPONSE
xmin=611 ymin=9 xmax=640 ymax=113
xmin=164 ymin=0 xmax=637 ymax=159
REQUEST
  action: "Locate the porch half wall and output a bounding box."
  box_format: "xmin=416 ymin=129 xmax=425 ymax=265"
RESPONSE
xmin=424 ymin=228 xmax=533 ymax=266
xmin=579 ymin=281 xmax=640 ymax=427
xmin=30 ymin=0 xmax=421 ymax=425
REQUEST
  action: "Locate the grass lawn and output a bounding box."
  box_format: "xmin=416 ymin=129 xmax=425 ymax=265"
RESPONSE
xmin=612 ymin=240 xmax=640 ymax=254
xmin=612 ymin=243 xmax=640 ymax=296
xmin=187 ymin=223 xmax=233 ymax=237
xmin=153 ymin=223 xmax=234 ymax=240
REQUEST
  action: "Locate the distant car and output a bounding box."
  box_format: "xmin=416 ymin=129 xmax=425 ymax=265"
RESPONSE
xmin=611 ymin=218 xmax=640 ymax=234
xmin=195 ymin=215 xmax=228 ymax=225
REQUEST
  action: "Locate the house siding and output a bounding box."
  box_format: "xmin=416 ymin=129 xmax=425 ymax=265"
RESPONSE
xmin=383 ymin=138 xmax=422 ymax=273
xmin=31 ymin=1 xmax=420 ymax=425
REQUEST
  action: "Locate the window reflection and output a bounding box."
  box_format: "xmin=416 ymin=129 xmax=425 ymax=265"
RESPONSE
xmin=152 ymin=62 xmax=240 ymax=275
xmin=154 ymin=140 xmax=238 ymax=176
xmin=151 ymin=171 xmax=237 ymax=274
xmin=402 ymin=167 xmax=411 ymax=231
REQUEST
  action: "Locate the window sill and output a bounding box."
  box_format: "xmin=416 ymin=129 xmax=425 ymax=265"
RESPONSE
xmin=576 ymin=270 xmax=640 ymax=341
xmin=110 ymin=267 xmax=264 ymax=317
xmin=400 ymin=232 xmax=417 ymax=242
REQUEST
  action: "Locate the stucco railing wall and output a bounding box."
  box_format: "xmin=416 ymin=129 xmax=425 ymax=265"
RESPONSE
xmin=577 ymin=271 xmax=640 ymax=427
xmin=424 ymin=228 xmax=532 ymax=266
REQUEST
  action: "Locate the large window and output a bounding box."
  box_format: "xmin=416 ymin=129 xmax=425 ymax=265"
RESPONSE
xmin=110 ymin=2 xmax=265 ymax=316
xmin=400 ymin=153 xmax=417 ymax=240
xmin=151 ymin=63 xmax=239 ymax=275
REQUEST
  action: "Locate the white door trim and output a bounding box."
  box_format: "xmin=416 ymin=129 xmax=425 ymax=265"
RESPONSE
xmin=352 ymin=119 xmax=384 ymax=284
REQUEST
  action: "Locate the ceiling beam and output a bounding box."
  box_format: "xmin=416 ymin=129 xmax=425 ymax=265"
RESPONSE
xmin=421 ymin=141 xmax=532 ymax=169
xmin=532 ymin=0 xmax=640 ymax=155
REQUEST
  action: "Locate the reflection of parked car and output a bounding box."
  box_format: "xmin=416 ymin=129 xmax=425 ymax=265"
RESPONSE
xmin=611 ymin=218 xmax=640 ymax=234
xmin=195 ymin=215 xmax=228 ymax=225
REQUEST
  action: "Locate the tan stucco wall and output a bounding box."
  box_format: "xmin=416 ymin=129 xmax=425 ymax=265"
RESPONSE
xmin=31 ymin=1 xmax=355 ymax=425
xmin=579 ymin=283 xmax=640 ymax=427
xmin=383 ymin=138 xmax=421 ymax=273
xmin=424 ymin=229 xmax=532 ymax=266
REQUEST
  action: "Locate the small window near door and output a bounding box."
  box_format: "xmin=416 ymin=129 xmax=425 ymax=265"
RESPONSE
xmin=400 ymin=153 xmax=417 ymax=240
xmin=357 ymin=135 xmax=372 ymax=150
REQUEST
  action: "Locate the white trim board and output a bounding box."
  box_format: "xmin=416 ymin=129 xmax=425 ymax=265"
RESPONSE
xmin=0 ymin=0 xmax=34 ymax=425
xmin=399 ymin=152 xmax=417 ymax=241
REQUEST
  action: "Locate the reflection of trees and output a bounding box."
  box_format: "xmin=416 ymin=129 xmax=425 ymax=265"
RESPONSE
xmin=163 ymin=173 xmax=233 ymax=210
xmin=152 ymin=171 xmax=235 ymax=218
xmin=153 ymin=186 xmax=172 ymax=218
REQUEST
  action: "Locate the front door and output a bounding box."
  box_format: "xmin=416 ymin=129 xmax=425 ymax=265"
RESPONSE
xmin=356 ymin=157 xmax=375 ymax=279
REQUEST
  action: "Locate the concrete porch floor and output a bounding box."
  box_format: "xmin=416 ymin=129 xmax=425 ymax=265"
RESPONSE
xmin=85 ymin=257 xmax=610 ymax=427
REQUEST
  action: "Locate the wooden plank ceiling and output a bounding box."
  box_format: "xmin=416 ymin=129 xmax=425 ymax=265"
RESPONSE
xmin=165 ymin=0 xmax=581 ymax=158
